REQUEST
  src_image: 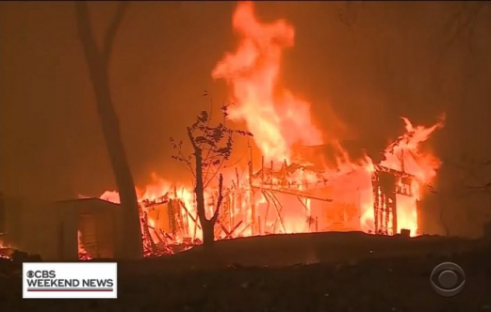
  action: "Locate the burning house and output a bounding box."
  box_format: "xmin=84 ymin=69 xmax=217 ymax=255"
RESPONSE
xmin=88 ymin=111 xmax=441 ymax=260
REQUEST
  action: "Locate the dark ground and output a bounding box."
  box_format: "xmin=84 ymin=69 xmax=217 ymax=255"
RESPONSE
xmin=1 ymin=232 xmax=490 ymax=312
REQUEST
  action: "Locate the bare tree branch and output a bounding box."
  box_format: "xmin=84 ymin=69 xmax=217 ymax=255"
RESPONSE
xmin=442 ymin=2 xmax=488 ymax=49
xmin=186 ymin=126 xmax=199 ymax=151
xmin=204 ymin=158 xmax=226 ymax=189
xmin=210 ymin=174 xmax=224 ymax=224
xmin=102 ymin=2 xmax=129 ymax=64
xmin=75 ymin=2 xmax=100 ymax=66
xmin=465 ymin=181 xmax=491 ymax=192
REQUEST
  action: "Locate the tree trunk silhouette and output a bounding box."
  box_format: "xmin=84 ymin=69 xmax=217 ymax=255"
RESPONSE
xmin=187 ymin=127 xmax=223 ymax=247
xmin=75 ymin=2 xmax=143 ymax=259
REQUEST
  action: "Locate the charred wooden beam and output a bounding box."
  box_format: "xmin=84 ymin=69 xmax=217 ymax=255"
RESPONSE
xmin=251 ymin=185 xmax=333 ymax=202
xmin=266 ymin=192 xmax=286 ymax=234
xmin=247 ymin=142 xmax=257 ymax=234
xmin=220 ymin=220 xmax=244 ymax=239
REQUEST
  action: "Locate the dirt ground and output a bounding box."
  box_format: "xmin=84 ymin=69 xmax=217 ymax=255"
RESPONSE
xmin=1 ymin=232 xmax=490 ymax=312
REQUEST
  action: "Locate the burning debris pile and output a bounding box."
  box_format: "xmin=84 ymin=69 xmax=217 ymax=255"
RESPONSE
xmin=0 ymin=243 xmax=13 ymax=260
xmin=0 ymin=237 xmax=41 ymax=264
xmin=80 ymin=2 xmax=444 ymax=259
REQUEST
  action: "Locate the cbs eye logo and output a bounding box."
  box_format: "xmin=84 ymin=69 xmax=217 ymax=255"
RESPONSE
xmin=26 ymin=270 xmax=56 ymax=279
xmin=430 ymin=262 xmax=466 ymax=297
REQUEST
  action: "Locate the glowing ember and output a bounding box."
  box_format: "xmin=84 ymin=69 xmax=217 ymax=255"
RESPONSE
xmin=0 ymin=251 xmax=12 ymax=260
xmin=0 ymin=238 xmax=14 ymax=260
xmin=90 ymin=1 xmax=444 ymax=258
xmin=77 ymin=230 xmax=92 ymax=260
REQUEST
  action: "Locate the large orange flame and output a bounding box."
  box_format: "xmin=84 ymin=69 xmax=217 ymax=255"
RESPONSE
xmin=381 ymin=116 xmax=444 ymax=184
xmin=212 ymin=1 xmax=323 ymax=162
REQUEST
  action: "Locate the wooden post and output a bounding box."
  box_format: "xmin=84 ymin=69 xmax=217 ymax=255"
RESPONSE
xmin=234 ymin=167 xmax=239 ymax=230
xmin=235 ymin=167 xmax=240 ymax=187
xmin=416 ymin=199 xmax=422 ymax=236
xmin=283 ymin=159 xmax=288 ymax=186
xmin=270 ymin=161 xmax=274 ymax=188
xmin=261 ymin=156 xmax=265 ymax=188
xmin=248 ymin=142 xmax=256 ymax=235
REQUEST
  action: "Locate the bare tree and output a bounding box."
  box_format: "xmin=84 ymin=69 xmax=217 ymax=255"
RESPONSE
xmin=426 ymin=184 xmax=450 ymax=236
xmin=171 ymin=104 xmax=252 ymax=247
xmin=454 ymin=159 xmax=491 ymax=210
xmin=432 ymin=158 xmax=491 ymax=235
xmin=439 ymin=2 xmax=489 ymax=50
xmin=75 ymin=2 xmax=143 ymax=259
xmin=444 ymin=3 xmax=491 ymax=192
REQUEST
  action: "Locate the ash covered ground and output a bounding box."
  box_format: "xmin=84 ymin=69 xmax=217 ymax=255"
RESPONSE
xmin=1 ymin=232 xmax=490 ymax=312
